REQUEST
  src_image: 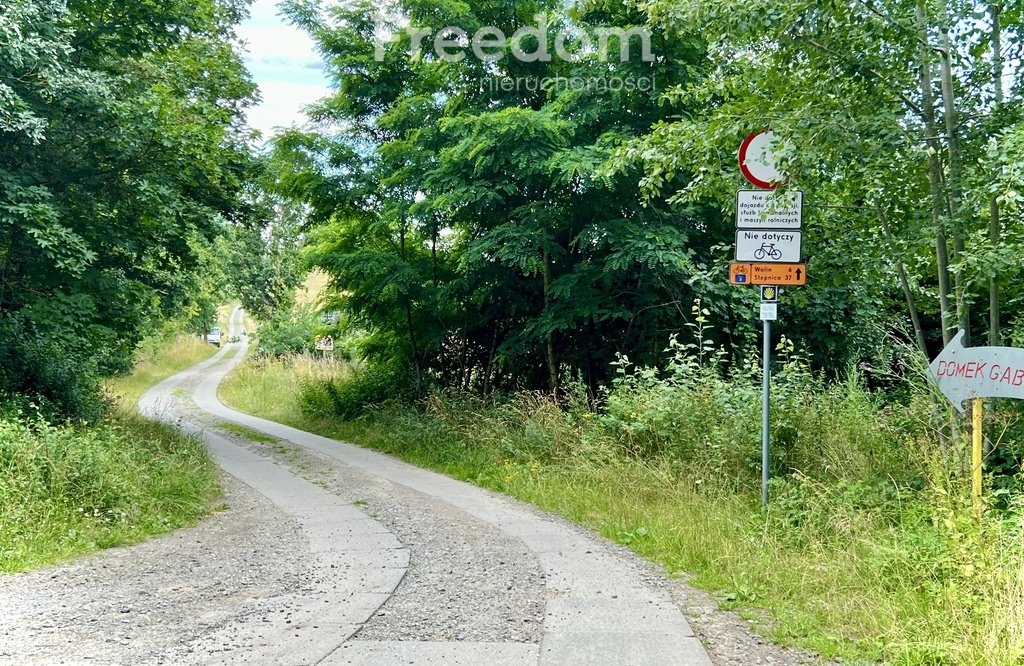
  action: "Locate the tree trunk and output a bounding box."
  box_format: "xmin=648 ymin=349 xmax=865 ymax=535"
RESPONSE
xmin=917 ymin=2 xmax=953 ymax=346
xmin=483 ymin=325 xmax=499 ymax=396
xmin=542 ymin=248 xmax=558 ymax=395
xmin=399 ymin=221 xmax=422 ymax=392
xmin=917 ymin=2 xmax=957 ymax=451
xmin=404 ymin=301 xmax=422 ymax=391
xmin=989 ymin=1 xmax=1003 ymax=347
xmin=938 ymin=5 xmax=968 ymax=342
xmin=880 ymin=209 xmax=928 ymax=358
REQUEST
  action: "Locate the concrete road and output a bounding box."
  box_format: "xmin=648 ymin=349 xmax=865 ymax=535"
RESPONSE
xmin=140 ymin=307 xmax=713 ymax=665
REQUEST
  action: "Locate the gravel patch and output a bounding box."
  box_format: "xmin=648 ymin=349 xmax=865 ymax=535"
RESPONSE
xmin=0 ymin=475 xmax=308 ymax=666
xmin=206 ymin=420 xmax=825 ymax=665
xmin=674 ymin=583 xmax=826 ymax=665
xmin=203 ymin=426 xmax=548 ymax=645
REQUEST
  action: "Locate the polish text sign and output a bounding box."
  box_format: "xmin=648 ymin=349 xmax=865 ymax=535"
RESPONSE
xmin=930 ymin=330 xmax=1024 ymax=413
xmin=736 ymin=190 xmax=802 ymax=229
xmin=735 ymin=230 xmax=802 ymax=262
xmin=730 ymin=262 xmax=806 ymax=286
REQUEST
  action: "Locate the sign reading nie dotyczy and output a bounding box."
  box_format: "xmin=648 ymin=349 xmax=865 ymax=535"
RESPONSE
xmin=735 ymin=229 xmax=802 ymax=263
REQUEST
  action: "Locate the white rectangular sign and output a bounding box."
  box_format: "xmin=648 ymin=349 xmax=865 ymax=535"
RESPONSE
xmin=760 ymin=303 xmax=778 ymax=321
xmin=735 ymin=230 xmax=802 ymax=262
xmin=736 ymin=190 xmax=802 ymax=229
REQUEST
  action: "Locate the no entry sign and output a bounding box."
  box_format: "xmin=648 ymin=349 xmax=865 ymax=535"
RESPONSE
xmin=739 ymin=131 xmax=783 ymax=190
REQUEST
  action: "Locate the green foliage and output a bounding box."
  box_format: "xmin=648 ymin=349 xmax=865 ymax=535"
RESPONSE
xmin=276 ymin=0 xmax=796 ymax=395
xmin=0 ymin=406 xmax=220 ymax=571
xmin=222 ymin=195 xmax=304 ymax=320
xmin=252 ymin=305 xmax=320 ymax=358
xmin=0 ymin=0 xmax=259 ymax=415
xmin=629 ymin=0 xmax=1024 ymax=353
xmin=0 ymin=313 xmax=105 ymax=421
xmin=601 ymin=340 xmax=917 ymax=486
xmin=299 ymin=361 xmax=415 ymax=420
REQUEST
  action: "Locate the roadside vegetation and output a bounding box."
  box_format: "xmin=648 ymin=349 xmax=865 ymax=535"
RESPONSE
xmin=106 ymin=330 xmax=220 ymax=409
xmin=2 ymin=0 xmax=301 ymax=573
xmin=222 ymin=298 xmax=1024 ymax=664
xmin=240 ymin=1 xmax=1024 ymax=662
xmin=0 ymin=333 xmax=223 ymax=572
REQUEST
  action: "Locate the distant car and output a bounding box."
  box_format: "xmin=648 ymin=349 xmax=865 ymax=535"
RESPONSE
xmin=206 ymin=327 xmax=222 ymax=347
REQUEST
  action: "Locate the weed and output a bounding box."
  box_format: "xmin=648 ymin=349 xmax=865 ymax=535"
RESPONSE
xmin=0 ymin=331 xmax=224 ymax=572
xmin=0 ymin=410 xmax=220 ymax=571
xmin=216 ymin=421 xmax=278 ymax=444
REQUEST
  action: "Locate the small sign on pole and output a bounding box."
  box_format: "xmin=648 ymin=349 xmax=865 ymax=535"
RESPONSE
xmin=735 ymin=230 xmax=802 ymax=263
xmin=736 ymin=190 xmax=802 ymax=229
xmin=739 ymin=131 xmax=784 ymax=190
xmin=730 ymin=262 xmax=806 ymax=286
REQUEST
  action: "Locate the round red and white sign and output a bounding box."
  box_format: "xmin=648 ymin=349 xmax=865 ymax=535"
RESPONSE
xmin=739 ymin=131 xmax=782 ymax=190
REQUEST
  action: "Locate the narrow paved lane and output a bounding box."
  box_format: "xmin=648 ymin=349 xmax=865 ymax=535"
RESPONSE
xmin=138 ymin=307 xmax=713 ymax=664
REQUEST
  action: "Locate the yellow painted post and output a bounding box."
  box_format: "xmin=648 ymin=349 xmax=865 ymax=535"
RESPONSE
xmin=972 ymin=398 xmax=984 ymax=521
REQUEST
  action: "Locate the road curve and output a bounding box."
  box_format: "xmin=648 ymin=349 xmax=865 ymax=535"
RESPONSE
xmin=141 ymin=307 xmax=713 ymax=665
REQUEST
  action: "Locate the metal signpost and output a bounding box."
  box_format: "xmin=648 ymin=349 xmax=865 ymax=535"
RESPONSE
xmin=929 ymin=330 xmax=1024 ymax=519
xmin=733 ymin=131 xmax=804 ymax=506
xmin=759 ymin=288 xmax=778 ymax=507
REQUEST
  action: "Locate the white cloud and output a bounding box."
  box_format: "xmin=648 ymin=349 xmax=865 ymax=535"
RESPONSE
xmin=238 ymin=0 xmax=332 ymax=140
xmin=248 ymin=81 xmax=330 ymax=139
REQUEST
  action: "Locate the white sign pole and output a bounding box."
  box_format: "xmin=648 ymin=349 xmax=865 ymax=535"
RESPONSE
xmin=761 ymin=316 xmax=771 ymax=507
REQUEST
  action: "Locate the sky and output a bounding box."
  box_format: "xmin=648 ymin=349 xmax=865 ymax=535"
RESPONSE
xmin=237 ymin=0 xmax=333 ymax=141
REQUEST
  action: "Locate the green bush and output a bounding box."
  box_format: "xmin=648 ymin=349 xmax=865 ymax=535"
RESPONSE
xmin=298 ymin=361 xmax=415 ymax=420
xmin=599 ymin=336 xmax=926 ymax=488
xmin=0 ymin=407 xmax=220 ymax=571
xmin=253 ymin=305 xmax=320 ymax=358
xmin=0 ymin=314 xmax=105 ymax=422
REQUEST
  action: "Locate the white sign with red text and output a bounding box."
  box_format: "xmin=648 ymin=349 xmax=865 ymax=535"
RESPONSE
xmin=930 ymin=330 xmax=1024 ymax=413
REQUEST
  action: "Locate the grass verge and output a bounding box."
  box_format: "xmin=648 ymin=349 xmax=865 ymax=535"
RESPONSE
xmin=0 ymin=333 xmax=223 ymax=572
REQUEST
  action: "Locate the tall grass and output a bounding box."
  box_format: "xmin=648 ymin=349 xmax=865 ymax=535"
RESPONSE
xmin=220 ymin=346 xmax=1024 ymax=665
xmin=0 ymin=330 xmax=223 ymax=572
xmin=218 ymin=354 xmax=354 ymax=425
xmin=0 ymin=410 xmax=220 ymax=571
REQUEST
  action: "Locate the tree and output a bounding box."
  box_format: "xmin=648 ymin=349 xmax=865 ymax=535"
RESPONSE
xmin=280 ymin=0 xmax=763 ymax=395
xmin=0 ymin=0 xmax=259 ymax=415
xmin=222 ymin=192 xmax=304 ymax=320
xmin=629 ymin=0 xmax=1024 ymax=358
